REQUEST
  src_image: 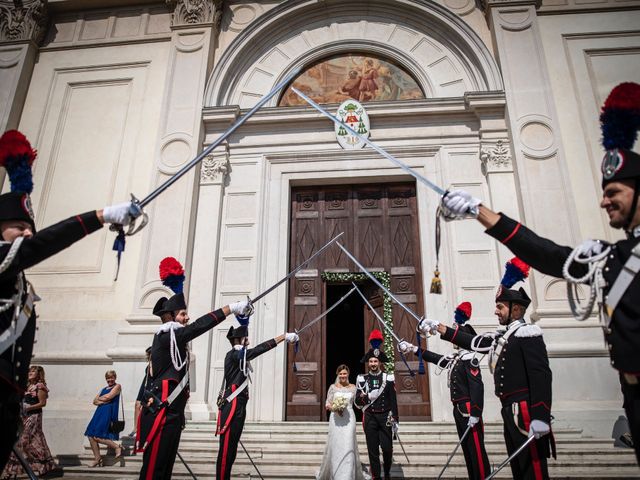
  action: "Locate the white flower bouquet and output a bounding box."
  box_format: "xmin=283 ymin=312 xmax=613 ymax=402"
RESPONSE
xmin=330 ymin=394 xmax=349 ymax=413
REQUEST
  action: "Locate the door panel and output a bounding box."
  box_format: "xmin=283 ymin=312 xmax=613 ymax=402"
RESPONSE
xmin=286 ymin=183 xmax=430 ymax=420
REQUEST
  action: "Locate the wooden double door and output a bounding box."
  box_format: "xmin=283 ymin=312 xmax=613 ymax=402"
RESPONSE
xmin=285 ymin=183 xmax=431 ymax=421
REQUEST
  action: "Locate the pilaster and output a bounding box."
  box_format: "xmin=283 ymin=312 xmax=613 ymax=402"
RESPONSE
xmin=483 ymin=0 xmax=581 ymax=314
xmin=0 ymin=0 xmax=47 ymax=184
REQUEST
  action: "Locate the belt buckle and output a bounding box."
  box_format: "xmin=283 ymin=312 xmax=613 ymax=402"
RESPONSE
xmin=623 ymin=373 xmax=639 ymax=385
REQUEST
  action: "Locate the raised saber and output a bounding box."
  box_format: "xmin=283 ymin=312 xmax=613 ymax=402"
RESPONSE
xmin=353 ymin=283 xmax=402 ymax=343
xmin=484 ymin=435 xmax=537 ymax=480
xmin=119 ymin=68 xmax=301 ymax=235
xmin=337 ymin=242 xmax=423 ymax=325
xmin=291 ymin=87 xmax=446 ymax=196
xmin=437 ymin=424 xmax=471 ymax=479
xmin=250 ymin=232 xmax=343 ymax=304
xmin=296 ymin=285 xmax=357 ymax=335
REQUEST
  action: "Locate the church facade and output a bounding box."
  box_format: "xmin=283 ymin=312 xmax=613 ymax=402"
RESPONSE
xmin=1 ymin=0 xmax=639 ymax=454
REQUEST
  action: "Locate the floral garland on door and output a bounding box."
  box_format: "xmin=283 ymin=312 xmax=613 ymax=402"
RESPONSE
xmin=320 ymin=271 xmax=394 ymax=373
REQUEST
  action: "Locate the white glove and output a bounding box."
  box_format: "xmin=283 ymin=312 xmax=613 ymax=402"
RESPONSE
xmin=441 ymin=190 xmax=481 ymax=220
xmin=368 ymin=388 xmax=382 ymax=401
xmin=418 ymin=318 xmax=440 ymax=336
xmin=103 ymin=202 xmax=138 ymax=226
xmin=468 ymin=416 xmax=480 ymax=428
xmin=528 ymin=420 xmax=550 ymax=439
xmin=229 ymin=300 xmax=252 ymax=316
xmin=398 ymin=341 xmax=418 ymax=354
xmin=285 ymin=332 xmax=299 ymax=343
xmin=576 ymin=239 xmax=604 ymax=258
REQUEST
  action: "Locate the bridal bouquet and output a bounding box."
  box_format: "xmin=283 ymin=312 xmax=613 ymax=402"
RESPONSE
xmin=330 ymin=395 xmax=349 ymax=413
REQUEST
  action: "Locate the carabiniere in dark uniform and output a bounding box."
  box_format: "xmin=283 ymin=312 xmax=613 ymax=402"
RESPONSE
xmin=0 ymin=129 xmax=135 ymax=470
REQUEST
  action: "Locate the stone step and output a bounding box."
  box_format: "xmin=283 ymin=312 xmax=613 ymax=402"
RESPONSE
xmin=58 ymin=422 xmax=637 ymax=479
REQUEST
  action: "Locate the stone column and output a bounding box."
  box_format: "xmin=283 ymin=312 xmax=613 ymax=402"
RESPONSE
xmin=0 ymin=0 xmax=47 ymax=184
xmin=187 ymin=149 xmax=229 ymax=420
xmin=483 ymin=0 xmax=581 ymax=312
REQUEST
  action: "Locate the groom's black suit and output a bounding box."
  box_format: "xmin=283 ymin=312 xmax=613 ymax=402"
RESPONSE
xmin=355 ymin=371 xmax=398 ymax=480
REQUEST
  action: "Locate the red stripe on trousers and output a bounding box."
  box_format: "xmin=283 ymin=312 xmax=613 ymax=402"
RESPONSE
xmin=467 ymin=401 xmax=486 ymax=479
xmin=219 ymin=385 xmax=238 ymax=479
xmin=145 ymin=380 xmax=169 ymax=480
xmin=520 ymin=400 xmax=543 ymax=480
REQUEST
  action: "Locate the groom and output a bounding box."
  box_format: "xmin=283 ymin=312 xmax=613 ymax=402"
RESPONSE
xmin=355 ymin=330 xmax=399 ymax=480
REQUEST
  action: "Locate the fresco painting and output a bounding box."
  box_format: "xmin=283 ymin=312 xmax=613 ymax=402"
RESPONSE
xmin=279 ymin=54 xmax=424 ymax=106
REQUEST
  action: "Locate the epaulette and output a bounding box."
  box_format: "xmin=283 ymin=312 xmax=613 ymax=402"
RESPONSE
xmin=514 ymin=324 xmax=543 ymax=338
xmin=385 ymin=373 xmax=395 ymax=382
xmin=356 ymin=374 xmax=365 ymax=382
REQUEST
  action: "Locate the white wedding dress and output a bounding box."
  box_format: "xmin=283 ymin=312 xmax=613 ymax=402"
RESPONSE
xmin=316 ymin=384 xmax=369 ymax=480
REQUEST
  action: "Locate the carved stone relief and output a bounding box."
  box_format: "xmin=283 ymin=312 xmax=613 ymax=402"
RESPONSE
xmin=166 ymin=0 xmax=224 ymax=28
xmin=200 ymin=154 xmax=229 ymax=184
xmin=0 ymin=0 xmax=48 ymax=44
xmin=480 ymin=139 xmax=513 ymax=175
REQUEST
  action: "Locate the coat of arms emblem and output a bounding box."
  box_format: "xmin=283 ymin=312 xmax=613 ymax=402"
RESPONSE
xmin=335 ymin=100 xmax=370 ymax=149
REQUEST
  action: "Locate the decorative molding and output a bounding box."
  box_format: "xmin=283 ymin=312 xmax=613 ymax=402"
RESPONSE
xmin=200 ymin=154 xmax=229 ymax=184
xmin=167 ymin=0 xmax=224 ymax=27
xmin=0 ymin=0 xmax=47 ymax=44
xmin=480 ymin=139 xmax=512 ymax=175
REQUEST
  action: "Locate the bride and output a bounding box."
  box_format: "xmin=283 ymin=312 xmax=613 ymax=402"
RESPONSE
xmin=317 ymin=365 xmax=368 ymax=480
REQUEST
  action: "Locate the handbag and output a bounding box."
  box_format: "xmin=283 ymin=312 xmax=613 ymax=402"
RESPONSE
xmin=108 ymin=391 xmax=125 ymax=434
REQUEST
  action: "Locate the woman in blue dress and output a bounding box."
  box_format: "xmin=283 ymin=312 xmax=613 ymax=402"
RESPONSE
xmin=84 ymin=370 xmax=123 ymax=467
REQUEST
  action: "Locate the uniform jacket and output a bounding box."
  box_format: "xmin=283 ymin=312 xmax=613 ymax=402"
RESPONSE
xmin=355 ymin=371 xmax=399 ymax=420
xmin=486 ymin=213 xmax=640 ymax=373
xmin=441 ymin=322 xmax=552 ymax=423
xmin=220 ymin=338 xmax=278 ymax=401
xmin=421 ymin=349 xmax=484 ymax=417
xmin=147 ymin=309 xmax=227 ymax=412
xmin=0 ymin=212 xmax=103 ymax=392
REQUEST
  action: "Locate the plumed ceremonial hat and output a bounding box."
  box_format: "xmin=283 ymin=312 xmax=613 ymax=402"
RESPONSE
xmin=227 ymin=325 xmax=248 ymax=341
xmin=496 ymin=257 xmax=531 ymax=308
xmin=361 ymin=329 xmax=389 ymax=363
xmin=0 ymin=130 xmax=37 ymax=231
xmin=454 ymin=301 xmax=472 ymax=325
xmin=154 ymin=257 xmax=187 ymax=316
xmin=600 ymin=82 xmax=640 ymax=187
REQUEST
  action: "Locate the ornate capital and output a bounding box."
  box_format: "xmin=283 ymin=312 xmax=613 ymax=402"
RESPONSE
xmin=0 ymin=0 xmax=48 ymax=44
xmin=200 ymin=154 xmax=229 ymax=185
xmin=480 ymin=140 xmax=512 ymax=176
xmin=166 ymin=0 xmax=224 ymax=27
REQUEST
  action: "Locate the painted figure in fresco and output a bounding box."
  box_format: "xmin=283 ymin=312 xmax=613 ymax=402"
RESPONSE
xmin=340 ymin=70 xmax=362 ymax=100
xmin=359 ymin=59 xmax=379 ymax=102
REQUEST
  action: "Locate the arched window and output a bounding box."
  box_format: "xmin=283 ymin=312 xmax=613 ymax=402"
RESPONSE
xmin=279 ymin=53 xmax=425 ymax=106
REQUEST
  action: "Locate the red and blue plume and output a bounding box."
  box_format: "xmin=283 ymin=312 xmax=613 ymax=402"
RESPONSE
xmin=600 ymin=82 xmax=640 ymax=151
xmin=0 ymin=130 xmax=37 ymax=194
xmin=454 ymin=301 xmax=472 ymax=325
xmin=369 ymin=329 xmax=384 ymax=349
xmin=159 ymin=257 xmax=185 ymax=294
xmin=501 ymin=257 xmax=530 ymax=289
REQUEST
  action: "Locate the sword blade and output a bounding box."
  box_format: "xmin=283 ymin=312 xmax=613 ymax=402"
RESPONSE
xmin=296 ymin=285 xmax=357 ymax=335
xmin=437 ymin=424 xmax=471 ymax=480
xmin=176 ymin=451 xmax=199 ymax=480
xmin=250 ymin=232 xmax=344 ymax=304
xmin=484 ymin=435 xmax=536 ymax=480
xmin=396 ymin=432 xmax=411 ymax=464
xmin=353 ymin=283 xmax=402 ymax=343
xmin=240 ymin=439 xmax=265 ymax=480
xmin=337 ymin=242 xmax=423 ymax=324
xmin=138 ymin=68 xmax=301 ymax=208
xmin=291 ymin=87 xmax=446 ymax=196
